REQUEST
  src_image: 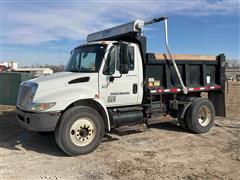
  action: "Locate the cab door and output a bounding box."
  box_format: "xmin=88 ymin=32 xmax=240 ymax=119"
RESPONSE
xmin=99 ymin=43 xmax=141 ymax=107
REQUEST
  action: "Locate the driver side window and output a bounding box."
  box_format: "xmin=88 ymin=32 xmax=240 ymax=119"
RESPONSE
xmin=103 ymin=45 xmax=135 ymax=75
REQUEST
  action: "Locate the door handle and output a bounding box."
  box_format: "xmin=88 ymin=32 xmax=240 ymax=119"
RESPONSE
xmin=133 ymin=83 xmax=138 ymax=94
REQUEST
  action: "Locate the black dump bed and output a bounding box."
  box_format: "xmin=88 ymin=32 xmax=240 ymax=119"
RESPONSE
xmin=145 ymin=53 xmax=226 ymax=94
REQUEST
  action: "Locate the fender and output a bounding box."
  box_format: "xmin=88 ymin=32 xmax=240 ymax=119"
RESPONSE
xmin=179 ymin=101 xmax=192 ymax=119
xmin=66 ymin=98 xmax=111 ymax=131
xmin=175 ymin=97 xmax=200 ymax=119
xmin=93 ymin=99 xmax=111 ymax=131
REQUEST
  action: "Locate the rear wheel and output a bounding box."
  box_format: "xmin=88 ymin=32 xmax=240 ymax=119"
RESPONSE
xmin=55 ymin=106 xmax=104 ymax=156
xmin=178 ymin=117 xmax=189 ymax=131
xmin=185 ymin=98 xmax=215 ymax=134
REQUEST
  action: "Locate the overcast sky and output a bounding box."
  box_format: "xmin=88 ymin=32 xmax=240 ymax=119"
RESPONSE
xmin=1 ymin=0 xmax=239 ymax=66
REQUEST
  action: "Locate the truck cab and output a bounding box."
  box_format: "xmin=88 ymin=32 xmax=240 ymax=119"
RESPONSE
xmin=16 ymin=17 xmax=226 ymax=156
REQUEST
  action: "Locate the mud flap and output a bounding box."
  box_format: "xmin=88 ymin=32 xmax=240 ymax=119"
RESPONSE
xmin=208 ymin=91 xmax=225 ymax=117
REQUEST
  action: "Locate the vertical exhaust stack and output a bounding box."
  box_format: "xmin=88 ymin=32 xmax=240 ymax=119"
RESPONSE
xmin=144 ymin=16 xmax=188 ymax=94
xmin=162 ymin=18 xmax=188 ymax=94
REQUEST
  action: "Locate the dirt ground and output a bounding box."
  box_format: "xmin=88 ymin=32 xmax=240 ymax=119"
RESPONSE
xmin=0 ymin=106 xmax=240 ymax=180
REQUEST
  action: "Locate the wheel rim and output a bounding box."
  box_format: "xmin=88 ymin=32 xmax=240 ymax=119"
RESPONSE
xmin=70 ymin=118 xmax=96 ymax=146
xmin=197 ymin=105 xmax=211 ymax=127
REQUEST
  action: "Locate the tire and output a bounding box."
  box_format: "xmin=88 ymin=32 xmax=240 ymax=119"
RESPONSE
xmin=55 ymin=106 xmax=104 ymax=156
xmin=38 ymin=132 xmax=52 ymax=136
xmin=185 ymin=98 xmax=215 ymax=134
xmin=178 ymin=117 xmax=189 ymax=131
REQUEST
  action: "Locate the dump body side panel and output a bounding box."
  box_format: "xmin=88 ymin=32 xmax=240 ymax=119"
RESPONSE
xmin=145 ymin=53 xmax=225 ymax=92
xmin=144 ymin=53 xmax=226 ymax=117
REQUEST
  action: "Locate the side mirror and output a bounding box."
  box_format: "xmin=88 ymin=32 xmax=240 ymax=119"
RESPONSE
xmin=119 ymin=43 xmax=129 ymax=74
xmin=121 ymin=64 xmax=129 ymax=74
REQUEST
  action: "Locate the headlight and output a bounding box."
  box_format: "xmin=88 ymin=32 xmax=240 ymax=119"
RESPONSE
xmin=31 ymin=102 xmax=56 ymax=111
xmin=17 ymin=81 xmax=38 ymax=109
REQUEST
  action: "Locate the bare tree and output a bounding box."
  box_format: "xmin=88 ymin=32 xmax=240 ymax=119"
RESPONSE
xmin=226 ymin=59 xmax=240 ymax=69
xmin=28 ymin=63 xmax=64 ymax=72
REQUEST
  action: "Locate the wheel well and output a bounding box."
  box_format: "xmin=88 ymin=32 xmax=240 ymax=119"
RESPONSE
xmin=178 ymin=97 xmax=212 ymax=119
xmin=64 ymin=99 xmax=109 ymax=131
xmin=173 ymin=96 xmax=201 ymax=119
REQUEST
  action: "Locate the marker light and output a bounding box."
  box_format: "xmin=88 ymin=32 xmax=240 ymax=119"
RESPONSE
xmin=31 ymin=102 xmax=56 ymax=111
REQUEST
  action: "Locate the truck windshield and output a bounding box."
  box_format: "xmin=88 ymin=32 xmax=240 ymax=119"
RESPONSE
xmin=65 ymin=45 xmax=106 ymax=73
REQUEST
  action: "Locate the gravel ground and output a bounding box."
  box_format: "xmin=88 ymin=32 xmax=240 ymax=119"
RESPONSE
xmin=0 ymin=106 xmax=240 ymax=180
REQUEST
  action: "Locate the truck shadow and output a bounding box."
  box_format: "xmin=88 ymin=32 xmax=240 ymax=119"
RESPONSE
xmin=149 ymin=122 xmax=188 ymax=132
xmin=0 ymin=110 xmax=67 ymax=157
xmin=111 ymin=121 xmax=187 ymax=137
xmin=0 ymin=110 xmax=187 ymax=157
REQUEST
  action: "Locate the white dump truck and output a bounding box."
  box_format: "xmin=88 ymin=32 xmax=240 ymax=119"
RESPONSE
xmin=17 ymin=17 xmax=226 ymax=156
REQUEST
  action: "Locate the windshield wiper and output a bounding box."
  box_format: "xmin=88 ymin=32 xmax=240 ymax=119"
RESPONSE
xmin=69 ymin=70 xmax=80 ymax=72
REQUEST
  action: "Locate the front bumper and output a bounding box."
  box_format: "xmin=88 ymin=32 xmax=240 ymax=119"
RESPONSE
xmin=16 ymin=108 xmax=61 ymax=132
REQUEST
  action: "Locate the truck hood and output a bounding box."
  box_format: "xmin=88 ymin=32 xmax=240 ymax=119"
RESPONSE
xmin=17 ymin=71 xmax=100 ymax=111
xmin=30 ymin=72 xmax=98 ymax=94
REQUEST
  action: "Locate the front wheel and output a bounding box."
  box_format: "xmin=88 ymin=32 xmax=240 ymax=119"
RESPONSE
xmin=55 ymin=106 xmax=104 ymax=156
xmin=185 ymin=98 xmax=215 ymax=134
